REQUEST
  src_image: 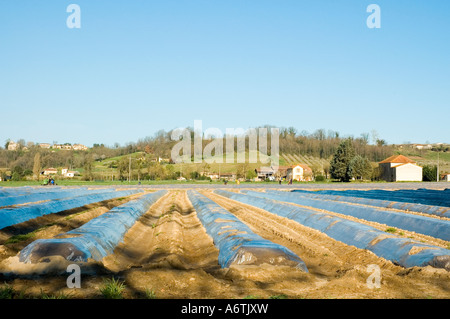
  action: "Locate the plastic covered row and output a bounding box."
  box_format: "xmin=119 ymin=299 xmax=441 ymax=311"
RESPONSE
xmin=0 ymin=188 xmax=142 ymax=230
xmin=293 ymin=188 xmax=450 ymax=207
xmin=19 ymin=190 xmax=168 ymax=263
xmin=215 ymin=190 xmax=450 ymax=271
xmin=289 ymin=189 xmax=449 ymax=218
xmin=0 ymin=187 xmax=114 ymax=208
xmin=187 ymin=190 xmax=308 ymax=271
xmin=242 ymin=190 xmax=450 ymax=241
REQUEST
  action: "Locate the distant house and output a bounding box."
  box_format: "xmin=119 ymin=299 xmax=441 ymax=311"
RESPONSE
xmin=61 ymin=168 xmax=78 ymax=177
xmin=52 ymin=144 xmax=62 ymax=149
xmin=255 ymin=167 xmax=275 ymax=180
xmin=43 ymin=167 xmax=58 ymax=175
xmin=61 ymin=144 xmax=73 ymax=150
xmin=442 ymin=174 xmax=450 ymax=182
xmin=150 ymin=157 xmax=169 ymax=163
xmin=39 ymin=143 xmax=51 ymax=149
xmin=65 ymin=170 xmax=79 ymax=178
xmin=73 ymin=144 xmax=88 ymax=151
xmin=414 ymin=144 xmax=432 ymax=150
xmin=219 ymin=173 xmax=236 ymax=180
xmin=7 ymin=141 xmax=19 ymax=151
xmin=206 ymin=173 xmax=220 ymax=180
xmin=287 ymin=164 xmax=313 ymax=182
xmin=379 ymin=155 xmax=422 ymax=182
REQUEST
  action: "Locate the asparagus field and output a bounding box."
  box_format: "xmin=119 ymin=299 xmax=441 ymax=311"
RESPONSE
xmin=0 ymin=184 xmax=449 ymax=299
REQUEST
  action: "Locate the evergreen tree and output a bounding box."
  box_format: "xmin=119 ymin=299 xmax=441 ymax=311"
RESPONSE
xmin=349 ymin=155 xmax=373 ymax=180
xmin=330 ymin=138 xmax=355 ymax=182
xmin=422 ymin=165 xmax=437 ymax=182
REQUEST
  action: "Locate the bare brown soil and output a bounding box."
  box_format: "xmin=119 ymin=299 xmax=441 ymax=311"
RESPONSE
xmin=0 ymin=189 xmax=449 ymax=299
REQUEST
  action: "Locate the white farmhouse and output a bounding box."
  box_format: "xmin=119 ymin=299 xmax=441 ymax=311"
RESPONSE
xmin=287 ymin=164 xmax=313 ymax=182
xmin=379 ymin=155 xmax=422 ymax=182
xmin=43 ymin=167 xmax=58 ymax=175
xmin=65 ymin=171 xmax=79 ymax=178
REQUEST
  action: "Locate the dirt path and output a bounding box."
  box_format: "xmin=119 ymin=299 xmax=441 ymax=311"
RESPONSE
xmin=103 ymin=190 xmax=220 ymax=272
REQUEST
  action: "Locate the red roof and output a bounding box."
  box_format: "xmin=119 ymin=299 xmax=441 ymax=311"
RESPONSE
xmin=379 ymin=155 xmax=416 ymax=164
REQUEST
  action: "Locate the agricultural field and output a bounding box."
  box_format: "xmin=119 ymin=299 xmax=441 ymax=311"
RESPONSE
xmin=0 ymin=183 xmax=449 ymax=300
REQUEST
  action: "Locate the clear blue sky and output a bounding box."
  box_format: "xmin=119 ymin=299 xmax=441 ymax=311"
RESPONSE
xmin=1 ymin=0 xmax=449 ymax=147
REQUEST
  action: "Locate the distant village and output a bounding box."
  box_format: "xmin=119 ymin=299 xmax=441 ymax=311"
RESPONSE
xmin=6 ymin=141 xmax=88 ymax=152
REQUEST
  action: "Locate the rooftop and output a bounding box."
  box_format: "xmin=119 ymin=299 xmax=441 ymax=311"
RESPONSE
xmin=379 ymin=155 xmax=416 ymax=164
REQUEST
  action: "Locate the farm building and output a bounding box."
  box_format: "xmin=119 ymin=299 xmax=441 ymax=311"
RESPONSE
xmin=206 ymin=173 xmax=220 ymax=180
xmin=255 ymin=166 xmax=290 ymax=181
xmin=73 ymin=144 xmax=88 ymax=151
xmin=379 ymin=155 xmax=422 ymax=182
xmin=65 ymin=171 xmax=79 ymax=178
xmin=442 ymin=173 xmax=450 ymax=182
xmin=287 ymin=164 xmax=313 ymax=182
xmin=43 ymin=168 xmax=58 ymax=175
xmin=61 ymin=168 xmax=79 ymax=177
xmin=219 ymin=173 xmax=236 ymax=181
xmin=255 ymin=167 xmax=275 ymax=180
xmin=38 ymin=143 xmax=51 ymax=149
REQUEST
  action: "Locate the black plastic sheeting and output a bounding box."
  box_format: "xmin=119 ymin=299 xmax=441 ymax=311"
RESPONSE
xmin=215 ymin=190 xmax=450 ymax=271
xmin=187 ymin=190 xmax=308 ymax=271
xmin=19 ymin=190 xmax=167 ymax=263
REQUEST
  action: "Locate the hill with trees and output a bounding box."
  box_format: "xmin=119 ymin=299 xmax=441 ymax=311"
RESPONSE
xmin=1 ymin=127 xmax=448 ymax=182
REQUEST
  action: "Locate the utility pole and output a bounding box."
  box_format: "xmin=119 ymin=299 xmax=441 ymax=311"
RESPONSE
xmin=437 ymin=151 xmax=440 ymax=182
xmin=129 ymin=156 xmax=131 ymax=183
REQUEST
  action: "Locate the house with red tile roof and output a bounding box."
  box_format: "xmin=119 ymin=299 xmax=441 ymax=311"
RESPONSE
xmin=287 ymin=164 xmax=313 ymax=182
xmin=379 ymin=155 xmax=422 ymax=182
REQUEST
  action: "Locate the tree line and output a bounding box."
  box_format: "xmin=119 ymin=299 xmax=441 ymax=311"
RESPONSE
xmin=1 ymin=127 xmax=394 ymax=181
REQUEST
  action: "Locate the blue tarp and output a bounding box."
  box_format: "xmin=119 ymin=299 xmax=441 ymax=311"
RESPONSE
xmin=187 ymin=190 xmax=308 ymax=271
xmin=215 ymin=190 xmax=450 ymax=270
xmin=19 ymin=190 xmax=168 ymax=263
xmin=0 ymin=186 xmax=36 ymax=197
xmin=0 ymin=188 xmax=142 ymax=230
xmin=292 ymin=188 xmax=450 ymax=207
xmin=241 ymin=190 xmax=450 ymax=241
xmin=0 ymin=187 xmax=115 ymax=207
xmin=289 ymin=189 xmax=450 ymax=218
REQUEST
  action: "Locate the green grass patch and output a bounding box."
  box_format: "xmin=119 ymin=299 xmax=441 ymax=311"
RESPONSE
xmin=385 ymin=227 xmax=397 ymax=233
xmin=39 ymin=289 xmax=71 ymax=299
xmin=0 ymin=284 xmax=14 ymax=299
xmin=99 ymin=277 xmax=126 ymax=299
xmin=4 ymin=224 xmax=54 ymax=244
xmin=144 ymin=288 xmax=157 ymax=299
